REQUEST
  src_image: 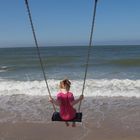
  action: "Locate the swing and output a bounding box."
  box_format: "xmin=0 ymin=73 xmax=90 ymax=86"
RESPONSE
xmin=24 ymin=0 xmax=98 ymax=122
xmin=52 ymin=112 xmax=82 ymax=122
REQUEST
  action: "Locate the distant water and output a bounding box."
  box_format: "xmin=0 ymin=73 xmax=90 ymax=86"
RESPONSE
xmin=1 ymin=45 xmax=140 ymax=81
xmin=0 ymin=45 xmax=140 ymax=123
xmin=0 ymin=45 xmax=140 ymax=97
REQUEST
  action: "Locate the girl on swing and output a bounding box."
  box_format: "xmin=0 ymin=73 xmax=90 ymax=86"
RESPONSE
xmin=49 ymin=79 xmax=84 ymax=127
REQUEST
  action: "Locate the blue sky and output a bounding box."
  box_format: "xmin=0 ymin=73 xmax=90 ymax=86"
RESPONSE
xmin=0 ymin=0 xmax=140 ymax=47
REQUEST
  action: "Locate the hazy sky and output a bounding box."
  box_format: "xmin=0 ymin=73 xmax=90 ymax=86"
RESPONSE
xmin=0 ymin=0 xmax=140 ymax=47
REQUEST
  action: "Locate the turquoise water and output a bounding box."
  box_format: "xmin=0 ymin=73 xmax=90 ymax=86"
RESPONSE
xmin=0 ymin=45 xmax=140 ymax=80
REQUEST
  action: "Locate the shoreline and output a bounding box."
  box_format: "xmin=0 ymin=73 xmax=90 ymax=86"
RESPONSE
xmin=0 ymin=96 xmax=140 ymax=140
xmin=0 ymin=121 xmax=140 ymax=140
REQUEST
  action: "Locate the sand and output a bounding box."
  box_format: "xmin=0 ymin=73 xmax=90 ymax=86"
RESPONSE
xmin=0 ymin=97 xmax=140 ymax=140
xmin=0 ymin=121 xmax=140 ymax=140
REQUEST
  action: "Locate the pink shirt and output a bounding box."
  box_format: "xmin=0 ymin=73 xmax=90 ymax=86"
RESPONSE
xmin=57 ymin=92 xmax=76 ymax=121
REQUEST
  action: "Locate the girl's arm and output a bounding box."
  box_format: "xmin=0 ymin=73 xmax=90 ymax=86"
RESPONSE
xmin=70 ymin=95 xmax=84 ymax=106
xmin=49 ymin=96 xmax=61 ymax=106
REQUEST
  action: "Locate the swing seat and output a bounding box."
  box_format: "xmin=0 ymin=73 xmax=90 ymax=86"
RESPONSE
xmin=51 ymin=112 xmax=82 ymax=122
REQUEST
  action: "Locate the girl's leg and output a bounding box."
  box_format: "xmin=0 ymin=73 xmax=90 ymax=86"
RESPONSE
xmin=65 ymin=121 xmax=69 ymax=127
xmin=72 ymin=121 xmax=76 ymax=127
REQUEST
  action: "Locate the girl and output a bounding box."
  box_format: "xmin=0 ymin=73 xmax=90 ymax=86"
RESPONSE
xmin=49 ymin=79 xmax=84 ymax=127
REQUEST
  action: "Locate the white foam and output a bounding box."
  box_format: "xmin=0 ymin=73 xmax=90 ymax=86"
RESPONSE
xmin=0 ymin=79 xmax=140 ymax=123
xmin=0 ymin=79 xmax=140 ymax=97
xmin=0 ymin=66 xmax=10 ymax=72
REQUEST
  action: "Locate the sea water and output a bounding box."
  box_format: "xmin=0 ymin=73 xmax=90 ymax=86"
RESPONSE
xmin=0 ymin=45 xmax=140 ymax=123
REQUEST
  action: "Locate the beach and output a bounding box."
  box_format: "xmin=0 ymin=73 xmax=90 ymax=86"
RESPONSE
xmin=0 ymin=96 xmax=140 ymax=140
xmin=0 ymin=122 xmax=139 ymax=140
xmin=0 ymin=45 xmax=140 ymax=139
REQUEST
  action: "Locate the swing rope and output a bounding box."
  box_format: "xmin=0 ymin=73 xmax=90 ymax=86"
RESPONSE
xmin=24 ymin=0 xmax=56 ymax=112
xmin=78 ymin=0 xmax=98 ymax=112
xmin=24 ymin=0 xmax=98 ymax=113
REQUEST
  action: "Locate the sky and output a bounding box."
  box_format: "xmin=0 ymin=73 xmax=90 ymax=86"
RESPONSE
xmin=0 ymin=0 xmax=140 ymax=47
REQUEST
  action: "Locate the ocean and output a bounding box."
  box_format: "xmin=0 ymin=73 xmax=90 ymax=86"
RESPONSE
xmin=0 ymin=45 xmax=140 ymax=124
xmin=1 ymin=45 xmax=140 ymax=81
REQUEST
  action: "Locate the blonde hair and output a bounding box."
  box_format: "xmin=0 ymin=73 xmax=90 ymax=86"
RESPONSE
xmin=60 ymin=79 xmax=71 ymax=91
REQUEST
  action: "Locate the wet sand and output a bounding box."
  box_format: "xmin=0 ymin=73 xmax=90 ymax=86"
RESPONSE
xmin=0 ymin=121 xmax=140 ymax=140
xmin=0 ymin=97 xmax=140 ymax=140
